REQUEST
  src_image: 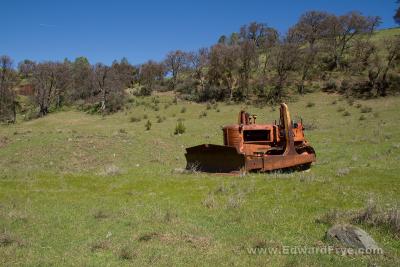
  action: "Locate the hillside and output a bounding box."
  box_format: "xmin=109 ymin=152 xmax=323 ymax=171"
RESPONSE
xmin=1 ymin=92 xmax=400 ymax=266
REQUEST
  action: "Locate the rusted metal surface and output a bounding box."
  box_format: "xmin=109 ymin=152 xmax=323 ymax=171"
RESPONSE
xmin=185 ymin=103 xmax=316 ymax=173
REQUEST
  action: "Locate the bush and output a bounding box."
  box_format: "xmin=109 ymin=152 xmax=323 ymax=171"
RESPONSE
xmin=361 ymin=106 xmax=372 ymax=113
xmin=343 ymin=111 xmax=351 ymax=117
xmin=174 ymin=121 xmax=186 ymax=135
xmin=206 ymin=103 xmax=212 ymax=110
xmin=145 ymin=120 xmax=152 ymax=131
xmin=130 ymin=116 xmax=141 ymax=123
xmin=347 ymin=98 xmax=354 ymax=106
xmin=156 ymin=116 xmax=166 ymax=123
xmin=359 ymin=115 xmax=366 ymax=121
xmin=331 ymin=100 xmax=337 ymax=105
xmin=143 ymin=114 xmax=148 ymax=119
xmin=306 ymin=102 xmax=315 ymax=108
xmin=337 ymin=107 xmax=345 ymax=112
xmin=199 ymin=111 xmax=207 ymax=118
xmin=322 ymin=79 xmax=337 ymax=92
xmin=180 ymin=107 xmax=186 ymax=113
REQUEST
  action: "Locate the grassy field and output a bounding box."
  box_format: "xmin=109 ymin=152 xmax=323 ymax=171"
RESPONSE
xmin=1 ymin=92 xmax=400 ymax=266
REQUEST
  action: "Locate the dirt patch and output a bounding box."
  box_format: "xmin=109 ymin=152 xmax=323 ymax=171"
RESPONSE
xmin=0 ymin=136 xmax=9 ymax=148
xmin=90 ymin=240 xmax=111 ymax=252
xmin=158 ymin=233 xmax=211 ymax=249
xmin=136 ymin=232 xmax=211 ymax=249
xmin=0 ymin=232 xmax=24 ymax=247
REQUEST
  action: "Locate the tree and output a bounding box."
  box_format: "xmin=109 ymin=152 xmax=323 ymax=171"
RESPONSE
xmin=139 ymin=61 xmax=165 ymax=95
xmin=187 ymin=48 xmax=209 ymax=93
xmin=54 ymin=60 xmax=72 ymax=108
xmin=93 ymin=63 xmax=110 ymax=111
xmin=31 ymin=62 xmax=57 ymax=116
xmin=208 ymin=44 xmax=240 ymax=100
xmin=71 ymin=57 xmax=93 ymax=100
xmin=0 ymin=56 xmax=17 ymax=123
xmin=349 ymin=39 xmax=376 ymax=74
xmin=324 ymin=12 xmax=381 ymax=69
xmin=395 ymin=0 xmax=400 ymax=24
xmin=164 ymin=50 xmax=188 ymax=90
xmin=289 ymin=11 xmax=330 ymax=93
xmin=239 ymin=22 xmax=269 ymax=47
xmin=237 ymin=39 xmax=258 ymax=98
xmin=18 ymin=59 xmax=36 ymax=79
xmin=259 ymin=27 xmax=279 ymax=74
xmin=111 ymin=58 xmax=138 ymax=88
xmin=269 ymin=38 xmax=300 ymax=101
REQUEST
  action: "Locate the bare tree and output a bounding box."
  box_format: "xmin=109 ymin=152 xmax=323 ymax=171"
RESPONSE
xmin=111 ymin=58 xmax=138 ymax=88
xmin=54 ymin=60 xmax=72 ymax=108
xmin=31 ymin=62 xmax=57 ymax=116
xmin=164 ymin=50 xmax=188 ymax=90
xmin=139 ymin=61 xmax=165 ymax=95
xmin=0 ymin=56 xmax=17 ymax=123
xmin=187 ymin=48 xmax=209 ymax=93
xmin=18 ymin=59 xmax=36 ymax=79
xmin=240 ymin=22 xmax=269 ymax=47
xmin=93 ymin=63 xmax=110 ymax=111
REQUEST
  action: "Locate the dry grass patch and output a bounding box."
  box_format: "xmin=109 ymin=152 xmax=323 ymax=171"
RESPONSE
xmin=118 ymin=246 xmax=137 ymax=260
xmin=0 ymin=231 xmax=24 ymax=247
xmin=90 ymin=239 xmax=111 ymax=252
xmin=158 ymin=233 xmax=211 ymax=249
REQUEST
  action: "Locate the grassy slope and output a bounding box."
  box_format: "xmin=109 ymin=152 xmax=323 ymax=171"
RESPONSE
xmin=1 ymin=92 xmax=400 ymax=266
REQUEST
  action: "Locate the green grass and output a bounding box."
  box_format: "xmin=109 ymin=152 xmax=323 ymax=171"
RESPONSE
xmin=1 ymin=92 xmax=400 ymax=266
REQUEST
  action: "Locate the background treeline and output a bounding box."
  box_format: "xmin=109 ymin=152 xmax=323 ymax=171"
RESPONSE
xmin=1 ymin=10 xmax=400 ymax=123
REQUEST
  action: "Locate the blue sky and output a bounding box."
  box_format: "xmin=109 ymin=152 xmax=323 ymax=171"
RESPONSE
xmin=2 ymin=0 xmax=398 ymax=65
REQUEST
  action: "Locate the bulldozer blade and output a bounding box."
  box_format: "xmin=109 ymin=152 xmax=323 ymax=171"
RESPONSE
xmin=185 ymin=144 xmax=245 ymax=173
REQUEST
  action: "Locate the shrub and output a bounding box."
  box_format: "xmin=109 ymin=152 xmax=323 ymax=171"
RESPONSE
xmin=206 ymin=103 xmax=212 ymax=110
xmin=143 ymin=114 xmax=148 ymax=119
xmin=199 ymin=111 xmax=207 ymax=118
xmin=322 ymin=79 xmax=337 ymax=92
xmin=174 ymin=121 xmax=186 ymax=135
xmin=343 ymin=111 xmax=351 ymax=117
xmin=306 ymin=102 xmax=315 ymax=108
xmin=337 ymin=107 xmax=345 ymax=112
xmin=156 ymin=116 xmax=166 ymax=123
xmin=145 ymin=120 xmax=152 ymax=131
xmin=130 ymin=116 xmax=141 ymax=123
xmin=355 ymin=103 xmax=362 ymax=109
xmin=359 ymin=115 xmax=366 ymax=121
xmin=180 ymin=107 xmax=186 ymax=113
xmin=331 ymin=100 xmax=337 ymax=105
xmin=347 ymin=98 xmax=354 ymax=106
xmin=361 ymin=106 xmax=372 ymax=113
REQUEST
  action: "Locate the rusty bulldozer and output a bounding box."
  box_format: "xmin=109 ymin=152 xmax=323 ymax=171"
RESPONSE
xmin=185 ymin=103 xmax=316 ymax=173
